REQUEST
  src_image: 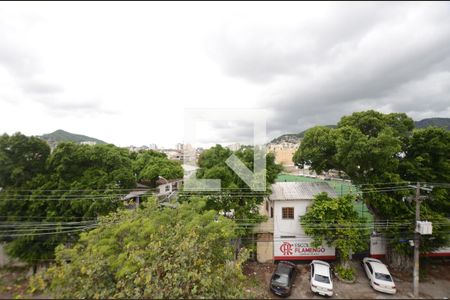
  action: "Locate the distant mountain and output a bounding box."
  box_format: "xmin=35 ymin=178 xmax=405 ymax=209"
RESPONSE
xmin=270 ymin=125 xmax=336 ymax=144
xmin=414 ymin=118 xmax=450 ymax=130
xmin=39 ymin=130 xmax=107 ymax=147
xmin=270 ymin=117 xmax=450 ymax=144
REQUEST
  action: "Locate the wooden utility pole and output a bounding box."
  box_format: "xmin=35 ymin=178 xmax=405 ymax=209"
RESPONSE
xmin=413 ymin=182 xmax=420 ymax=298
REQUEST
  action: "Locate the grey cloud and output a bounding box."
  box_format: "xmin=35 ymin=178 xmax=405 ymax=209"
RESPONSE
xmin=209 ymin=2 xmax=450 ymax=139
xmin=21 ymin=80 xmax=64 ymax=95
xmin=31 ymin=94 xmax=119 ymax=118
xmin=196 ymin=120 xmax=255 ymax=144
xmin=0 ymin=18 xmax=109 ymax=117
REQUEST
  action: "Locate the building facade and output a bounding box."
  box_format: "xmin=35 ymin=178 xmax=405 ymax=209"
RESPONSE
xmin=267 ymin=142 xmax=299 ymax=166
xmin=255 ymin=182 xmax=337 ymax=262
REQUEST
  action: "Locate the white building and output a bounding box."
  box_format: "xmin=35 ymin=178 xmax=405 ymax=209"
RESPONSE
xmin=226 ymin=143 xmax=241 ymax=151
xmin=255 ymin=182 xmax=337 ymax=262
xmin=370 ymin=235 xmax=450 ymax=259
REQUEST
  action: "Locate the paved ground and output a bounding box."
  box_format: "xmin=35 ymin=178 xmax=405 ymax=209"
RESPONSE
xmin=245 ymin=259 xmax=450 ymax=299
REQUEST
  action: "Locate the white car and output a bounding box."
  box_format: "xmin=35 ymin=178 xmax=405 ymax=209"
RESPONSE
xmin=362 ymin=258 xmax=396 ymax=294
xmin=310 ymin=260 xmax=333 ymax=297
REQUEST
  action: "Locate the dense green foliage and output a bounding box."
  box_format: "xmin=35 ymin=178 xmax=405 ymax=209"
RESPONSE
xmin=0 ymin=133 xmax=50 ymax=188
xmin=187 ymin=145 xmax=282 ymax=232
xmin=272 ymin=117 xmax=449 ymax=145
xmin=30 ymin=199 xmax=253 ymax=299
xmin=132 ymin=150 xmax=183 ymax=185
xmin=301 ymin=193 xmax=369 ymax=265
xmin=335 ymin=265 xmax=355 ymax=281
xmin=294 ymin=110 xmax=450 ymax=255
xmin=0 ymin=133 xmax=183 ymax=264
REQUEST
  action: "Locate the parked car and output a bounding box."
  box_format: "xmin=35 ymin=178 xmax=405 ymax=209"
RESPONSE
xmin=310 ymin=260 xmax=333 ymax=297
xmin=270 ymin=261 xmax=297 ymax=297
xmin=362 ymin=257 xmax=396 ymax=294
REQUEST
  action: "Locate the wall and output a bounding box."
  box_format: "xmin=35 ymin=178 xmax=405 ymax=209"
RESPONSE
xmin=257 ymin=233 xmax=274 ymax=263
xmin=370 ymin=236 xmax=450 ymax=258
xmin=273 ymin=199 xmax=335 ymax=260
xmin=273 ymin=199 xmax=310 ymax=238
xmin=267 ymin=143 xmax=299 ymax=166
xmin=0 ymin=243 xmax=25 ymax=268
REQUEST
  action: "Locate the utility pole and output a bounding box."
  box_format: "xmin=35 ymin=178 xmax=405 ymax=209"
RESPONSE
xmin=407 ymin=182 xmax=432 ymax=298
xmin=413 ymin=182 xmax=420 ymax=298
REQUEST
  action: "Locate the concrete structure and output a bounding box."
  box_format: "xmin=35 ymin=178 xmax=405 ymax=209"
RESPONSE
xmin=370 ymin=236 xmax=450 ymax=258
xmin=0 ymin=243 xmax=25 ymax=267
xmin=182 ymin=164 xmax=198 ymax=179
xmin=255 ymin=182 xmax=337 ymax=262
xmin=128 ymin=145 xmax=151 ymax=152
xmin=148 ymin=144 xmax=158 ymax=150
xmin=267 ymin=142 xmax=299 ymax=166
xmin=226 ymin=143 xmax=241 ymax=151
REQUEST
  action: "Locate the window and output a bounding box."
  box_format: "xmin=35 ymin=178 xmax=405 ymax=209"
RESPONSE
xmin=375 ymin=273 xmax=392 ymax=282
xmin=270 ymin=207 xmax=273 ymax=218
xmin=282 ymin=207 xmax=294 ymax=219
xmin=265 ymin=200 xmax=269 ymax=211
xmin=165 ymin=185 xmax=170 ymax=192
xmin=366 ymin=263 xmax=373 ymax=274
xmin=314 ymin=274 xmax=330 ymax=284
xmin=280 ymin=235 xmax=296 ymax=238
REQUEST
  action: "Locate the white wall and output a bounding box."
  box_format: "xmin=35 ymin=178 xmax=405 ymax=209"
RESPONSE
xmin=273 ymin=199 xmax=311 ymax=238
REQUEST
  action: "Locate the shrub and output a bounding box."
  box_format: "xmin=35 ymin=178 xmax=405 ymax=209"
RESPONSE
xmin=29 ymin=198 xmax=255 ymax=299
xmin=336 ymin=265 xmax=355 ymax=281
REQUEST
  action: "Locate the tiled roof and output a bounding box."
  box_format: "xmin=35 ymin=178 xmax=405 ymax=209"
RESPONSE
xmin=122 ymin=190 xmax=149 ymax=200
xmin=269 ymin=182 xmax=337 ymax=201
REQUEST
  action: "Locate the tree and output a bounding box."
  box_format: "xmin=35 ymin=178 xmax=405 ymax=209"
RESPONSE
xmin=0 ymin=141 xmax=136 ymax=265
xmin=294 ymin=110 xmax=450 ymax=268
xmin=301 ymin=193 xmax=369 ymax=277
xmin=132 ymin=150 xmax=183 ymax=185
xmin=30 ymin=198 xmax=254 ymax=299
xmin=292 ymin=126 xmax=337 ymax=173
xmin=0 ymin=133 xmax=50 ymax=188
xmin=190 ymin=145 xmax=282 ymax=229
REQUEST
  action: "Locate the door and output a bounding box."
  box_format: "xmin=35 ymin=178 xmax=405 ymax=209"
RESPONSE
xmin=364 ymin=262 xmax=373 ymax=280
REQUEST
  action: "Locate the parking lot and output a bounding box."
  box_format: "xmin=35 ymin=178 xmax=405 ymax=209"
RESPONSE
xmin=244 ymin=259 xmax=450 ymax=299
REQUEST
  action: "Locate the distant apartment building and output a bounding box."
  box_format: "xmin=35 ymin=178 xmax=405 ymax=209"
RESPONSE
xmin=226 ymin=143 xmax=241 ymax=151
xmin=267 ymin=142 xmax=299 ymax=166
xmin=159 ymin=149 xmax=182 ymax=160
xmin=128 ymin=145 xmax=151 ymax=152
xmin=148 ymin=144 xmax=158 ymax=150
xmin=80 ymin=141 xmax=97 ymax=146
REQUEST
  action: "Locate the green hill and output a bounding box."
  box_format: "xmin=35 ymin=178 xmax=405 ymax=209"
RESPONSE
xmin=414 ymin=118 xmax=450 ymax=130
xmin=270 ymin=117 xmax=449 ymax=144
xmin=39 ymin=130 xmax=107 ymax=147
xmin=270 ymin=125 xmax=336 ymax=144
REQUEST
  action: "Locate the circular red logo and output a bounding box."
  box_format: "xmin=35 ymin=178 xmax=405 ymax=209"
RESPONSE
xmin=280 ymin=241 xmax=293 ymax=256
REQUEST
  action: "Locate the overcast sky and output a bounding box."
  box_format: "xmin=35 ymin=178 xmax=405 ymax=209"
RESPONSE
xmin=1 ymin=2 xmax=450 ymax=148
